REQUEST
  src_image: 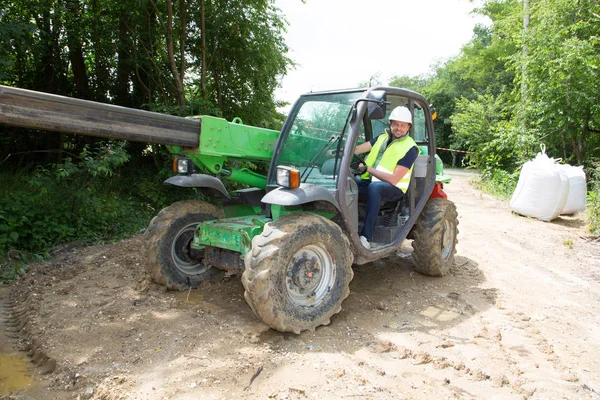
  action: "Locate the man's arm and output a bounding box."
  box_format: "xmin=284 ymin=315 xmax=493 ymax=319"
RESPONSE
xmin=328 ymin=140 xmax=373 ymax=158
xmin=367 ymin=146 xmax=419 ymax=185
xmin=366 ymin=164 xmax=409 ymax=186
xmin=354 ymin=141 xmax=372 ymax=155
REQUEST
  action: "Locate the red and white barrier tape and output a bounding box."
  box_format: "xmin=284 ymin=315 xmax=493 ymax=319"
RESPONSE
xmin=436 ymin=147 xmax=473 ymax=154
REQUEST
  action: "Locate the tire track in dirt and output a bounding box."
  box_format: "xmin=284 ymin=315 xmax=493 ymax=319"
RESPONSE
xmin=6 ymin=288 xmax=57 ymax=375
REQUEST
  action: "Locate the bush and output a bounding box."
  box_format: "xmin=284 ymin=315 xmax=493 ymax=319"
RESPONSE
xmin=0 ymin=140 xmax=221 ymax=283
xmin=586 ymin=163 xmax=600 ymax=235
xmin=450 ymin=93 xmax=537 ymax=175
xmin=0 ymin=143 xmax=152 ymax=283
xmin=473 ymin=168 xmax=520 ymax=200
xmin=130 ymin=167 xmax=206 ymax=212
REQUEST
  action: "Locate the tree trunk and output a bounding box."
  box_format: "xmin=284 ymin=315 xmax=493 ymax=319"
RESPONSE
xmin=561 ymin=131 xmax=568 ymax=161
xmin=36 ymin=7 xmax=64 ymax=163
xmin=567 ymin=123 xmax=581 ymax=165
xmin=68 ymin=43 xmax=89 ymax=99
xmin=521 ymin=0 xmax=530 ymax=130
xmin=179 ymin=0 xmax=186 ymax=90
xmin=212 ymin=67 xmax=223 ymax=109
xmin=577 ymin=111 xmax=590 ymax=165
xmin=66 ymin=0 xmax=89 ymax=99
xmin=116 ymin=10 xmax=133 ymax=107
xmin=200 ymin=0 xmax=207 ymax=99
xmin=37 ymin=10 xmax=56 ymax=94
xmin=166 ymin=0 xmax=185 ymax=106
xmin=133 ymin=4 xmax=157 ymax=105
xmin=91 ymin=0 xmax=109 ymax=102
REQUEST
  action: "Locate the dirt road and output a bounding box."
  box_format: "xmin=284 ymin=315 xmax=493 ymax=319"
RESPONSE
xmin=1 ymin=174 xmax=599 ymax=399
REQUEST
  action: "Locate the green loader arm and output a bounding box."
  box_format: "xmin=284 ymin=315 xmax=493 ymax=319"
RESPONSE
xmin=168 ymin=116 xmax=280 ymax=189
xmin=0 ymin=84 xmax=281 ymax=190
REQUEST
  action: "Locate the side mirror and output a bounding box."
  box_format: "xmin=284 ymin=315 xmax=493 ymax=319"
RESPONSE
xmin=366 ymin=90 xmax=387 ymax=120
xmin=353 ymin=90 xmax=388 ymax=121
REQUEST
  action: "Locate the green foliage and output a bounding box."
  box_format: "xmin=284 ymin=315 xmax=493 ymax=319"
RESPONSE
xmin=402 ymin=0 xmax=599 ymax=234
xmin=513 ymin=0 xmax=600 ymax=165
xmin=187 ymin=0 xmax=292 ymax=127
xmin=450 ymin=93 xmax=536 ymax=174
xmin=0 ymin=0 xmax=291 ymax=123
xmin=588 ymin=190 xmax=600 ymax=235
xmin=0 ymin=0 xmax=291 ymax=284
xmin=586 ymin=163 xmax=600 ymax=235
xmin=0 ymin=143 xmax=155 ymax=283
xmin=55 ymin=142 xmax=130 ymax=181
xmin=131 ymin=167 xmax=206 ymax=211
xmin=388 ymin=74 xmax=431 ymax=93
xmin=474 ymin=168 xmax=520 ymax=200
xmin=411 ymin=2 xmax=521 ymax=163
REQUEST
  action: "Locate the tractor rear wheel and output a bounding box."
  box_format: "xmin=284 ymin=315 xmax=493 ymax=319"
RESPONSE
xmin=242 ymin=214 xmax=354 ymax=333
xmin=411 ymin=198 xmax=459 ymax=276
xmin=143 ymin=200 xmax=225 ymax=290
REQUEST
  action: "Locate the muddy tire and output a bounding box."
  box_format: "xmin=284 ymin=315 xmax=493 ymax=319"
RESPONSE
xmin=411 ymin=198 xmax=459 ymax=276
xmin=242 ymin=214 xmax=354 ymax=333
xmin=143 ymin=200 xmax=225 ymax=290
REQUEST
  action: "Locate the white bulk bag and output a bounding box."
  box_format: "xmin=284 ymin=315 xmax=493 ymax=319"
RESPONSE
xmin=560 ymin=165 xmax=587 ymax=215
xmin=510 ymin=148 xmax=569 ymax=222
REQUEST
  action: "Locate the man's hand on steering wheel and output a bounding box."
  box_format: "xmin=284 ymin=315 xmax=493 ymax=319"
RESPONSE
xmin=351 ymin=153 xmax=368 ymax=175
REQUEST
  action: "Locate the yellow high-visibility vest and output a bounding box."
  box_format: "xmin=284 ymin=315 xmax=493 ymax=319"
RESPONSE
xmin=360 ymin=131 xmax=420 ymax=192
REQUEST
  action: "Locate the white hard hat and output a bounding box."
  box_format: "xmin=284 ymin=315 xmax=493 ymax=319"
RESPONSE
xmin=389 ymin=106 xmax=412 ymax=124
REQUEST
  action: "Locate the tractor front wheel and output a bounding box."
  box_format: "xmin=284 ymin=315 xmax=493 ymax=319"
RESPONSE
xmin=143 ymin=200 xmax=225 ymax=290
xmin=411 ymin=198 xmax=459 ymax=276
xmin=242 ymin=214 xmax=354 ymax=333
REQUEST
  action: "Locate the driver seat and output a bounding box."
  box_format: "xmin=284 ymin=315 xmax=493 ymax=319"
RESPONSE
xmin=320 ymin=158 xmax=339 ymax=176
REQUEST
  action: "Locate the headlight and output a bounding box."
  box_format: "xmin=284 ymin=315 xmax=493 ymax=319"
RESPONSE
xmin=173 ymin=157 xmax=194 ymax=174
xmin=276 ymin=166 xmax=300 ymax=189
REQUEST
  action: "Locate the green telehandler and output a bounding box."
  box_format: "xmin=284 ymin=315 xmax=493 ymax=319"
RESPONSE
xmin=0 ymin=85 xmax=458 ymax=333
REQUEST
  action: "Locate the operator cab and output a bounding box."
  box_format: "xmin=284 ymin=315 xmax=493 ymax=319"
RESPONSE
xmin=358 ymin=96 xmax=432 ymax=248
xmin=264 ymin=87 xmax=436 ymax=260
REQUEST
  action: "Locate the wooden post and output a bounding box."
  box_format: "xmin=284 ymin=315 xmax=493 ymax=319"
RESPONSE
xmin=0 ymin=85 xmax=200 ymax=147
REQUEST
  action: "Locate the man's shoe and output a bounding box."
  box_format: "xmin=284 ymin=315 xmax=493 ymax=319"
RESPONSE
xmin=360 ymin=236 xmax=371 ymax=249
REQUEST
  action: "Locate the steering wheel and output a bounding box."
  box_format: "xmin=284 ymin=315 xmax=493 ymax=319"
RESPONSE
xmin=350 ymin=153 xmax=367 ymax=176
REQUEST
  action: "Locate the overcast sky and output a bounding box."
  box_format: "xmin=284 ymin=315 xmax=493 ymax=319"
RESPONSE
xmin=274 ymin=0 xmax=489 ymax=106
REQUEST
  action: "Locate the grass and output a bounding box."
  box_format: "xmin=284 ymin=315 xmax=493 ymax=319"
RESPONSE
xmin=471 ymin=169 xmax=519 ymax=200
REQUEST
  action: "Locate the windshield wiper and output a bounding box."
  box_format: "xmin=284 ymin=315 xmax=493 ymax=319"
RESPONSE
xmin=301 ymin=134 xmax=340 ymax=182
xmin=330 ymin=107 xmax=355 ymax=180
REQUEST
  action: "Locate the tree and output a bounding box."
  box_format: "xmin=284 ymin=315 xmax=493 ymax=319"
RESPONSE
xmin=407 ymin=2 xmax=521 ymax=162
xmin=450 ymin=93 xmax=535 ymax=173
xmin=187 ymin=0 xmax=291 ymax=127
xmin=0 ymin=0 xmax=292 ymax=167
xmin=514 ymin=0 xmax=600 ymax=165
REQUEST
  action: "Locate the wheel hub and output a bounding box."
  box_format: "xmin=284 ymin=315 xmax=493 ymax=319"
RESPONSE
xmin=172 ymin=223 xmax=210 ymax=276
xmin=289 ymin=255 xmax=322 ymax=293
xmin=286 ymin=244 xmax=335 ymax=306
